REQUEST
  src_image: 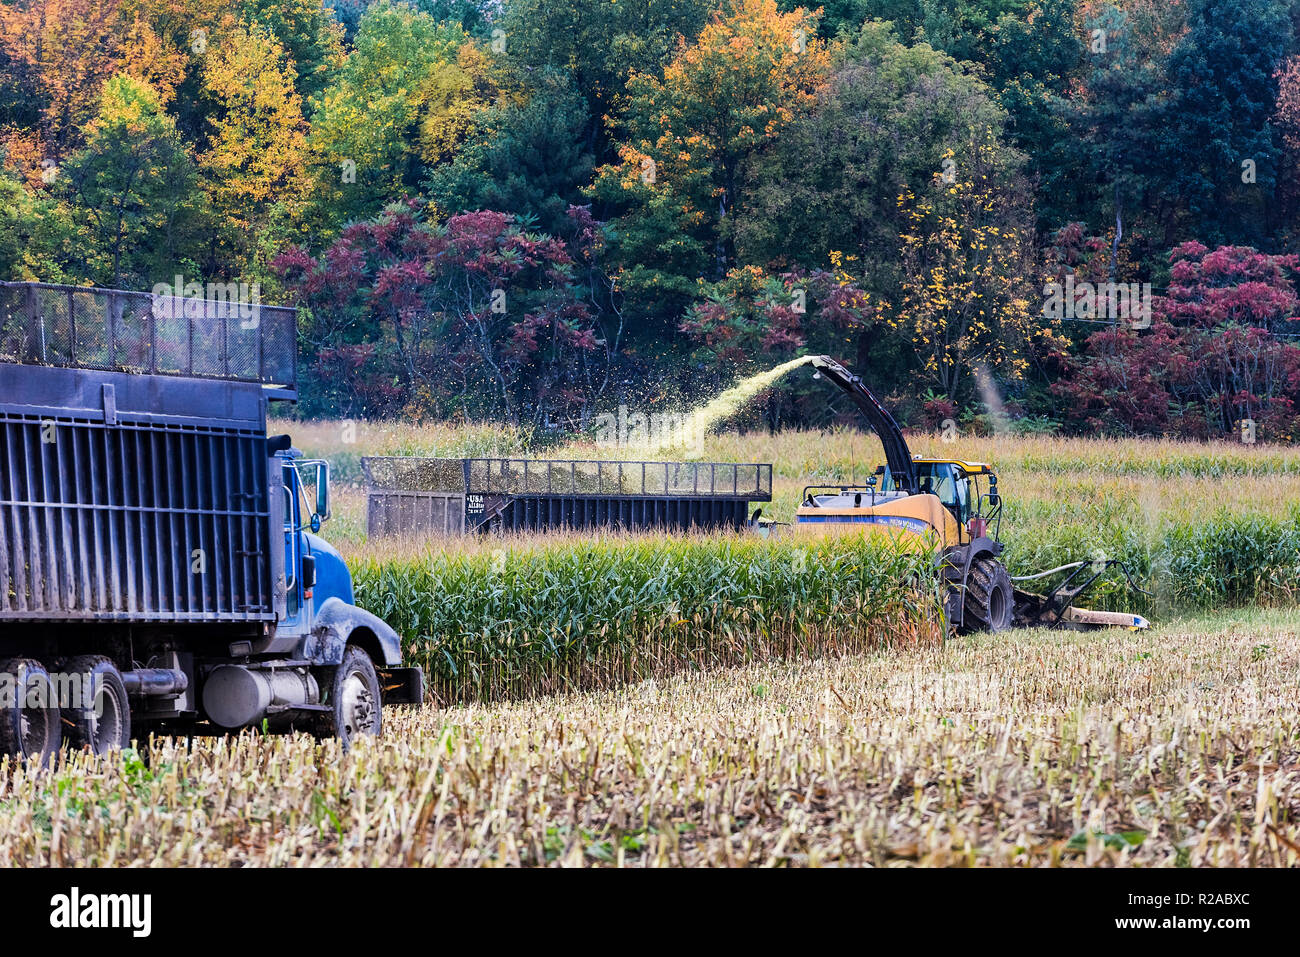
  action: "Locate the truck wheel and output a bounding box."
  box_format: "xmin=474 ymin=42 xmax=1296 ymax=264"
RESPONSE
xmin=327 ymin=646 xmax=382 ymax=748
xmin=0 ymin=658 xmax=62 ymax=764
xmin=961 ymin=557 xmax=1014 ymax=634
xmin=63 ymin=656 xmax=131 ymax=755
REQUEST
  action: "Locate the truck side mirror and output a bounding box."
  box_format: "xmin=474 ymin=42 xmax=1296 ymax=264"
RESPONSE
xmin=301 ymin=553 xmax=317 ymax=591
xmin=313 ymin=461 xmax=330 ymax=525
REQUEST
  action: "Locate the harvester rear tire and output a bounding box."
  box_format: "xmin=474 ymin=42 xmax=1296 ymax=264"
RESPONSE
xmin=960 ymin=557 xmax=1014 ymax=634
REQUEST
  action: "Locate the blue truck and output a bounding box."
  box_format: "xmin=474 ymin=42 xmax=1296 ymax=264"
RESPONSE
xmin=0 ymin=281 xmax=423 ymax=762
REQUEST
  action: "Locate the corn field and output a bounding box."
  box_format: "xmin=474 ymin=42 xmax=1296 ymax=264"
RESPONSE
xmin=352 ymin=532 xmax=944 ymax=704
xmin=292 ymin=421 xmax=1300 ymax=624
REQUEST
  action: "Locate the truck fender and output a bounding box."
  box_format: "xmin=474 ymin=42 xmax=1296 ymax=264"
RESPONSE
xmin=302 ymin=596 xmax=404 ymax=667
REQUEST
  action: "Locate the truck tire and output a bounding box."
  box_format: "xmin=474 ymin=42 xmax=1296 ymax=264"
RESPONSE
xmin=0 ymin=658 xmax=62 ymax=764
xmin=960 ymin=556 xmax=1014 ymax=634
xmin=326 ymin=645 xmax=382 ymax=748
xmin=62 ymin=656 xmax=131 ymax=755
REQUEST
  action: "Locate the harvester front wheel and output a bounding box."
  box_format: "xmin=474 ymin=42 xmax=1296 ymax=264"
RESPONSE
xmin=961 ymin=556 xmax=1014 ymax=634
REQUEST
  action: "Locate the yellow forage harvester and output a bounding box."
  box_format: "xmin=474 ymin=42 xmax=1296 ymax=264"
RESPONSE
xmin=789 ymin=356 xmax=1151 ymax=634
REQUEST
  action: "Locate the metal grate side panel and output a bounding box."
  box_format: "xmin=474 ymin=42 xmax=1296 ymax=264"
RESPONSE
xmin=0 ymin=414 xmax=274 ymax=621
xmin=0 ymin=282 xmax=297 ymax=388
xmin=362 ymin=456 xmax=772 ymax=500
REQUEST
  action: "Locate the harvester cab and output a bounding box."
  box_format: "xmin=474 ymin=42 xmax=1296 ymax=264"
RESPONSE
xmin=873 ymin=457 xmax=1002 ymax=546
xmin=799 ymin=355 xmax=1150 ymax=634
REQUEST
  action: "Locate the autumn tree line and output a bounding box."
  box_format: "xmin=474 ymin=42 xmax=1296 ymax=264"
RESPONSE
xmin=2 ymin=0 xmax=1299 ymax=441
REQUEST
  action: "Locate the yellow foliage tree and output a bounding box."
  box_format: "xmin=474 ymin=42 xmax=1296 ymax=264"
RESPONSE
xmin=198 ymin=22 xmax=309 ymax=274
xmin=894 ymin=135 xmax=1062 ymax=398
xmin=596 ymin=0 xmax=830 ymax=275
xmin=417 ymin=42 xmax=501 ymax=168
xmin=303 ymin=1 xmax=469 ymax=231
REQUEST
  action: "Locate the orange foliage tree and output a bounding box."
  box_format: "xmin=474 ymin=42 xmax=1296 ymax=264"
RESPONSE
xmin=0 ymin=0 xmax=188 ymax=177
xmin=596 ymin=0 xmax=830 ymax=279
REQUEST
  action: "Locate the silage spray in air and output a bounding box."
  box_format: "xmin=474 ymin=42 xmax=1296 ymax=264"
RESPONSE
xmin=591 ymin=356 xmax=815 ymax=457
xmin=627 ymin=355 xmax=815 ymax=456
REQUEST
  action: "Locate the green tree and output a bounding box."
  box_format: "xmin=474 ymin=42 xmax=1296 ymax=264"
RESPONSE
xmin=304 ymin=1 xmax=467 ymax=232
xmin=498 ymin=0 xmax=715 ymax=165
xmin=1068 ymin=3 xmax=1167 ymax=272
xmin=238 ymin=0 xmax=345 ymax=111
xmin=1157 ymin=0 xmax=1292 ymax=245
xmin=793 ymin=0 xmax=1034 ymax=63
xmin=737 ymin=21 xmax=1024 ymax=377
xmin=329 ymin=0 xmax=488 ymax=41
xmin=413 ymin=0 xmax=490 ymax=35
xmin=987 ymin=0 xmax=1087 ymax=233
xmin=58 ymin=74 xmax=198 ymax=287
xmin=425 ymin=71 xmax=594 ymax=236
xmin=0 ymin=161 xmax=77 ymax=282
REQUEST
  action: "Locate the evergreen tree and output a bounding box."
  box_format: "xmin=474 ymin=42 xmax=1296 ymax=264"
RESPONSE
xmin=425 ymin=71 xmax=594 ymax=237
xmin=59 ymin=74 xmax=198 ymax=287
xmin=1159 ymin=0 xmax=1292 ymax=244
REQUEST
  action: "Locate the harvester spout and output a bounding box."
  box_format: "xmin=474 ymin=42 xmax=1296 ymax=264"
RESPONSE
xmin=808 ymin=356 xmax=919 ymax=494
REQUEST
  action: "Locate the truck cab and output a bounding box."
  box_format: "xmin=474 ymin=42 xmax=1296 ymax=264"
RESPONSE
xmin=262 ymin=445 xmax=422 ymax=706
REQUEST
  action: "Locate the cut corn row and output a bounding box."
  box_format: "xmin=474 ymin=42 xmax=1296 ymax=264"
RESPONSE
xmin=2 ymin=610 xmax=1297 ymax=867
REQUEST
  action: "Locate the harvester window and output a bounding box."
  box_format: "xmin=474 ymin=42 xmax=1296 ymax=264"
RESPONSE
xmin=924 ymin=464 xmax=971 ymax=525
xmin=951 ymin=474 xmax=971 ymax=523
